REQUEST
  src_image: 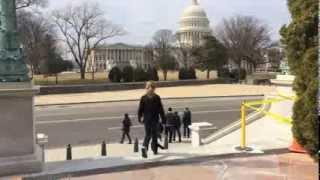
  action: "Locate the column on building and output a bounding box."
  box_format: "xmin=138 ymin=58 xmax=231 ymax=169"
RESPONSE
xmin=110 ymin=49 xmax=114 ymax=69
xmin=117 ymin=49 xmax=120 ymax=64
xmin=126 ymin=49 xmax=129 ymax=65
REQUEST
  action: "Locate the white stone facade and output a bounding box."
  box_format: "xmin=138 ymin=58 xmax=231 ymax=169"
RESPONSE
xmin=87 ymin=43 xmax=153 ymax=72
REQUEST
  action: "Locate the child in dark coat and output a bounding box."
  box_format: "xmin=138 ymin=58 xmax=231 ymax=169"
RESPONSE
xmin=120 ymin=113 xmax=132 ymax=144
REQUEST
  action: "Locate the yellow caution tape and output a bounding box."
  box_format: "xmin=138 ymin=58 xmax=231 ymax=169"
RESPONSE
xmin=243 ymin=92 xmax=294 ymax=125
xmin=244 ymin=103 xmax=292 ymax=125
xmin=244 ymin=98 xmax=286 ymax=106
xmin=277 ymin=92 xmax=297 ymax=101
xmin=244 ymin=92 xmax=295 ymax=106
xmin=239 ymin=93 xmax=294 ymax=148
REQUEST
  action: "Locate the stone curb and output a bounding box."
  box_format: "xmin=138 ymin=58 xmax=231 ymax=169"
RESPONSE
xmin=35 ymin=94 xmax=264 ymax=107
xmin=22 ymin=148 xmax=289 ymax=180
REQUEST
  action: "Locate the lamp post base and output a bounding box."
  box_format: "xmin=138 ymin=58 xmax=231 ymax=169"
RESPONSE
xmin=0 ymin=145 xmax=43 ymax=177
xmin=0 ymin=82 xmax=43 ymax=177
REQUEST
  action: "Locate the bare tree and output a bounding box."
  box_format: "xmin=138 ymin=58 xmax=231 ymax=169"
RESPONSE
xmin=217 ymin=15 xmax=272 ymax=74
xmin=16 ymin=0 xmax=47 ymax=9
xmin=151 ymin=29 xmax=177 ymax=80
xmin=175 ymin=33 xmax=193 ymax=69
xmin=266 ymin=47 xmax=284 ymax=71
xmin=18 ymin=10 xmax=55 ymax=77
xmin=192 ymin=35 xmax=228 ymax=79
xmin=144 ymin=43 xmax=156 ymax=67
xmin=51 ymin=3 xmax=125 ymax=79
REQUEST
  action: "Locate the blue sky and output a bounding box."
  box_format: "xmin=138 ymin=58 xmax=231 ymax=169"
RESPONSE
xmin=47 ymin=0 xmax=291 ymax=45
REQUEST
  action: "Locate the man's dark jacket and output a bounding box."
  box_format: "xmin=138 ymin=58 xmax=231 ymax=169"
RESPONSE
xmin=138 ymin=93 xmax=166 ymax=125
xmin=183 ymin=111 xmax=192 ymax=126
xmin=166 ymin=112 xmax=176 ymax=127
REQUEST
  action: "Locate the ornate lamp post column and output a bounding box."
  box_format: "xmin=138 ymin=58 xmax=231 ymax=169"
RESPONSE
xmin=0 ymin=0 xmax=43 ymax=176
xmin=0 ymin=0 xmax=29 ymax=82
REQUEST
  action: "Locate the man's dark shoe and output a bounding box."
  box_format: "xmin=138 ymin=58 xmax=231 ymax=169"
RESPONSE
xmin=141 ymin=148 xmax=147 ymax=158
xmin=158 ymin=144 xmax=165 ymax=150
xmin=153 ymin=147 xmax=158 ymax=155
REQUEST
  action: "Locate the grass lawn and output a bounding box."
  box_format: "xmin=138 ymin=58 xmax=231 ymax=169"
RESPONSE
xmin=32 ymin=70 xmax=218 ymax=86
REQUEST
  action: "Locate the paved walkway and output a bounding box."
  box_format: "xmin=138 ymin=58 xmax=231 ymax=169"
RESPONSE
xmin=18 ymin=90 xmax=319 ymax=180
xmin=35 ymin=84 xmax=275 ymax=105
xmin=62 ymin=153 xmax=318 ymax=180
xmin=43 ymin=113 xmax=291 ymax=162
xmin=22 ymin=104 xmax=300 ymax=179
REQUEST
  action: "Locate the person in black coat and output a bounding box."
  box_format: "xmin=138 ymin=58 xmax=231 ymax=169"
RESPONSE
xmin=165 ymin=108 xmax=176 ymax=143
xmin=173 ymin=111 xmax=182 ymax=142
xmin=138 ymin=81 xmax=166 ymax=158
xmin=183 ymin=108 xmax=192 ymax=138
xmin=120 ymin=113 xmax=132 ymax=144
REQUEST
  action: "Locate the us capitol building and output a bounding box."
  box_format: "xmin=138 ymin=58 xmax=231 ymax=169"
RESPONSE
xmin=86 ymin=0 xmax=212 ymax=72
xmin=177 ymin=0 xmax=211 ymax=47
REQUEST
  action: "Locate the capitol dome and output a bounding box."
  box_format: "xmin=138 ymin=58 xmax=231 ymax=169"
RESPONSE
xmin=178 ymin=0 xmax=211 ymax=47
xmin=182 ymin=3 xmax=207 ymax=18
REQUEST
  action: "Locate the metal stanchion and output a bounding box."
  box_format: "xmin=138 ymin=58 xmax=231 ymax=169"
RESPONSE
xmin=101 ymin=141 xmax=107 ymax=156
xmin=66 ymin=144 xmax=72 ymax=160
xmin=134 ymin=138 xmax=139 ymax=153
xmin=235 ymin=101 xmax=253 ymax=152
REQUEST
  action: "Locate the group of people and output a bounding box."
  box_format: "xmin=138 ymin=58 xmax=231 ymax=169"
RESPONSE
xmin=120 ymin=81 xmax=192 ymax=158
xmin=164 ymin=107 xmax=192 ymax=143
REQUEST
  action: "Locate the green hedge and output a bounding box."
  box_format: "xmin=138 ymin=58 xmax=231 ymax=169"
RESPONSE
xmin=108 ymin=66 xmax=122 ymax=83
xmin=122 ymin=66 xmax=134 ymax=82
xmin=147 ymin=67 xmax=159 ymax=81
xmin=179 ymin=68 xmax=197 ymax=80
xmin=133 ymin=67 xmax=148 ymax=82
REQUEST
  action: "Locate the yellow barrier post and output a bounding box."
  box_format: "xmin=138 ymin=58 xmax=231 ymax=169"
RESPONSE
xmin=235 ymin=101 xmax=253 ymax=152
xmin=241 ymin=102 xmax=246 ymax=149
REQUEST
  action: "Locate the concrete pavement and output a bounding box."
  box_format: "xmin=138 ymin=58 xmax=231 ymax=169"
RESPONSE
xmin=20 ymin=89 xmax=319 ymax=180
xmin=59 ymin=153 xmax=318 ymax=180
xmin=42 ymin=106 xmax=291 ymax=162
xmin=35 ymin=96 xmax=260 ymax=148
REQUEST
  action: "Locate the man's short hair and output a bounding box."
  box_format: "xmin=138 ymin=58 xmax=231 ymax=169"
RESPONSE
xmin=168 ymin=107 xmax=172 ymax=112
xmin=146 ymin=81 xmax=156 ymax=89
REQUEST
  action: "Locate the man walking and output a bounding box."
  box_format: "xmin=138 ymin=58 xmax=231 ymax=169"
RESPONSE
xmin=165 ymin=108 xmax=176 ymax=143
xmin=120 ymin=113 xmax=132 ymax=144
xmin=183 ymin=108 xmax=192 ymax=138
xmin=138 ymin=81 xmax=166 ymax=158
xmin=174 ymin=111 xmax=182 ymax=142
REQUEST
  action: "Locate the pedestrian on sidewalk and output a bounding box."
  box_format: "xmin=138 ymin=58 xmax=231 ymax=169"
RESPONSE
xmin=173 ymin=111 xmax=182 ymax=142
xmin=120 ymin=113 xmax=132 ymax=144
xmin=165 ymin=108 xmax=176 ymax=143
xmin=138 ymin=81 xmax=166 ymax=158
xmin=183 ymin=108 xmax=192 ymax=138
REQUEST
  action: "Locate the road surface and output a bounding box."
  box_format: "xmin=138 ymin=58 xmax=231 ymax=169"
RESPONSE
xmin=35 ymin=96 xmax=261 ymax=148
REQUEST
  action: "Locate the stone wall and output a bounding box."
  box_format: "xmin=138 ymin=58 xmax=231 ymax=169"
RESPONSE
xmin=39 ymin=79 xmax=228 ymax=95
